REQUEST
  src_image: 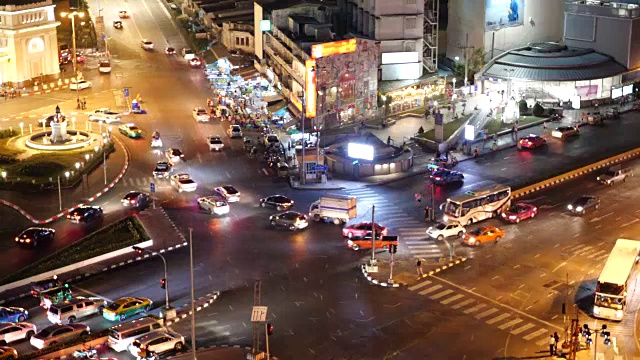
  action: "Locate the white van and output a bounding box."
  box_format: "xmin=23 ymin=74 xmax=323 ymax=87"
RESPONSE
xmin=99 ymin=60 xmax=111 ymax=74
xmin=107 ymin=316 xmax=165 ymax=352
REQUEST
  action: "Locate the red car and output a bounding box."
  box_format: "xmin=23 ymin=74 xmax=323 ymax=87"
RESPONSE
xmin=342 ymin=222 xmax=388 ymax=239
xmin=75 ymin=53 xmax=87 ymax=63
xmin=189 ymin=57 xmax=202 ymax=68
xmin=518 ymin=135 xmax=546 ymax=149
xmin=501 ymin=203 xmax=537 ymax=223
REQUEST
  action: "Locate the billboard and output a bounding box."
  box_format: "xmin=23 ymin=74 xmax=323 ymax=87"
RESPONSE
xmin=311 ymin=39 xmax=356 ymax=59
xmin=305 ymin=59 xmax=317 ymax=118
xmin=485 ymin=0 xmax=524 ymax=31
xmin=347 ymin=143 xmax=374 ymax=161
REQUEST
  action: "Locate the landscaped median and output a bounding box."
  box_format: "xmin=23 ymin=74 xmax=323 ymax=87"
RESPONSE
xmin=0 ymin=217 xmax=150 ymax=289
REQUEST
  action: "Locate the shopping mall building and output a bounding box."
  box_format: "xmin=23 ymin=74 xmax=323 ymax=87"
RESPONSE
xmin=448 ymin=0 xmax=640 ymax=105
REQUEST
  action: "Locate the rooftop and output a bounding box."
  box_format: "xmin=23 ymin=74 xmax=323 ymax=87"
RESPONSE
xmin=480 ymin=43 xmax=627 ymax=82
xmin=289 ymin=14 xmax=321 ymax=24
xmin=256 ymin=0 xmax=337 ymax=12
xmin=0 ymin=0 xmax=49 ymax=6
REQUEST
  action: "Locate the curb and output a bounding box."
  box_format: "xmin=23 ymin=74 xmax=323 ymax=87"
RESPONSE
xmin=1 ymin=110 xmax=94 ymax=122
xmin=18 ymin=84 xmax=70 ymax=98
xmin=165 ymin=292 xmax=221 ymax=326
xmin=0 ymin=136 xmax=130 ymax=224
xmin=416 ymin=257 xmax=468 ymax=281
xmin=0 ymin=241 xmax=188 ymax=303
xmin=360 ymin=264 xmax=401 ymax=287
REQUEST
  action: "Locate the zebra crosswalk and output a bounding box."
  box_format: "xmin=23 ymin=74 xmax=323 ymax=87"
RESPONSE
xmin=343 ymin=188 xmax=446 ymax=259
xmin=408 ymin=278 xmax=557 ymax=344
xmin=120 ymin=176 xmax=170 ymax=188
xmin=561 ymin=244 xmax=609 ymax=261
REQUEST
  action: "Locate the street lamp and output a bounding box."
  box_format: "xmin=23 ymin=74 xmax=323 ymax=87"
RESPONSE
xmin=1 ymin=171 xmax=6 ymax=181
xmin=75 ymin=162 xmax=81 ymax=171
xmin=19 ymin=122 xmax=24 ymax=136
xmin=60 ymin=11 xmax=85 ymax=106
xmin=85 ymin=154 xmax=90 ymax=161
xmin=132 ymin=246 xmax=171 ymax=310
xmin=102 ymin=138 xmax=108 ymax=185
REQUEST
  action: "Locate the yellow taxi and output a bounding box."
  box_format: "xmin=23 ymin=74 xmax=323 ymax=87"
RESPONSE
xmin=102 ymin=297 xmax=152 ymax=321
xmin=462 ymin=226 xmax=504 ymax=246
xmin=0 ymin=347 xmax=18 ymax=360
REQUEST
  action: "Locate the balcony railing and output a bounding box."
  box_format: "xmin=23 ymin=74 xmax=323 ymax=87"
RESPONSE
xmin=263 ymin=44 xmax=305 ymax=86
xmin=271 ymin=26 xmax=310 ymax=61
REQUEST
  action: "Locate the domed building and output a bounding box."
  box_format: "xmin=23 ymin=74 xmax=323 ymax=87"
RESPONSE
xmin=0 ymin=0 xmax=60 ymax=87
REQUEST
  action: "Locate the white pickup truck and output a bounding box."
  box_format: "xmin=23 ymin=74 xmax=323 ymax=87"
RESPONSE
xmin=309 ymin=194 xmax=357 ymax=225
xmin=170 ymin=173 xmax=197 ymax=192
xmin=597 ymin=166 xmax=633 ymax=185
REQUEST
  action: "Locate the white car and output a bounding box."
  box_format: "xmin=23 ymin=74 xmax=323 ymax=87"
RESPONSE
xmin=426 ymin=222 xmax=466 ymax=240
xmin=30 ymin=324 xmax=89 ymax=349
xmin=214 ymin=185 xmax=240 ymax=202
xmin=165 ymin=148 xmax=184 ymax=164
xmin=197 ymin=196 xmax=230 ymax=215
xmin=128 ymin=330 xmax=185 ymax=357
xmin=153 ymin=161 xmax=172 ymax=178
xmin=0 ymin=322 xmax=36 ymax=344
xmin=207 ymin=136 xmax=224 ymax=151
xmin=151 ymin=132 xmax=163 ymax=148
xmin=192 ymin=107 xmax=210 ymax=122
xmin=88 ymin=108 xmax=121 ymax=123
xmin=141 ymin=39 xmax=154 ymax=50
xmin=182 ymin=48 xmax=196 ymax=60
xmin=227 ymin=124 xmax=243 ymax=138
xmin=170 ymin=174 xmax=197 ymax=193
xmin=264 ymin=134 xmax=279 ymax=147
xmin=69 ymin=80 xmax=92 ymax=90
xmin=118 ymin=10 xmax=130 ymax=18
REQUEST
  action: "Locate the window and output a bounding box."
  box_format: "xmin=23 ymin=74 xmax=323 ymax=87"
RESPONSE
xmin=28 ymin=37 xmax=45 ymax=53
xmin=405 ymin=17 xmax=417 ymax=29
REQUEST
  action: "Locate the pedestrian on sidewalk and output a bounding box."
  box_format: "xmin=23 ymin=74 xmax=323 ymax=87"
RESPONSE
xmin=82 ymin=98 xmax=87 ymax=110
xmin=548 ymin=335 xmax=556 ymax=357
xmin=553 ymin=332 xmax=560 ymax=352
xmin=543 ymin=121 xmax=547 ymax=133
xmin=387 ymin=136 xmax=391 ymax=145
xmin=416 ymin=259 xmax=424 ymax=278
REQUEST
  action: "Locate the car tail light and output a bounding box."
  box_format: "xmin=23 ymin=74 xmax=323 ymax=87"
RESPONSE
xmin=131 ymin=200 xmax=136 ymax=204
xmin=509 ymin=216 xmax=517 ymax=220
xmin=434 ymin=177 xmax=441 ymax=181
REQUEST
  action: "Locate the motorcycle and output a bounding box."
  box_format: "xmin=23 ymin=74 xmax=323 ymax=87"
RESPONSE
xmin=73 ymin=348 xmax=97 ymax=359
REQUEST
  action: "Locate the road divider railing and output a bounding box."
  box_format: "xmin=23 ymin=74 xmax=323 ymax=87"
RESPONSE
xmin=512 ymin=146 xmax=640 ymax=199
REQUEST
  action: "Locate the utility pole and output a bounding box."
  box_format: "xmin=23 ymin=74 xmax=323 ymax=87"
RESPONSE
xmin=252 ymin=280 xmax=262 ymax=355
xmin=370 ymin=205 xmax=376 ymax=265
xmin=457 ymin=33 xmax=473 ymax=88
xmin=301 ymin=99 xmax=306 ymax=185
xmin=189 ymin=229 xmax=196 ymax=360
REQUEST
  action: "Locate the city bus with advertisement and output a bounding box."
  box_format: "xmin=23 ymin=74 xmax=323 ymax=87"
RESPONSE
xmin=442 ymin=185 xmax=511 ymax=225
xmin=593 ymin=239 xmax=640 ymax=321
xmin=59 ymin=43 xmax=71 ymax=65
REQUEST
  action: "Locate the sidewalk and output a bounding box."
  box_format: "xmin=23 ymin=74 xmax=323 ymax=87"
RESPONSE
xmin=0 ymin=137 xmax=128 ymax=221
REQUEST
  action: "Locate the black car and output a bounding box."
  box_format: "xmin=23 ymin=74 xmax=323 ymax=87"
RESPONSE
xmin=429 ymin=169 xmax=464 ymax=185
xmin=67 ymin=206 xmax=103 ymax=223
xmin=121 ymin=191 xmax=150 ymax=208
xmin=567 ymin=195 xmax=600 ymax=215
xmin=165 ymin=46 xmax=176 ymax=55
xmin=113 ymin=20 xmax=123 ymax=29
xmin=259 ymin=195 xmax=294 ymax=211
xmin=15 ymin=227 xmax=55 ymax=247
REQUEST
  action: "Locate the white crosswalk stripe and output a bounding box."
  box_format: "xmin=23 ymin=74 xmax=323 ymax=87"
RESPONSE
xmin=408 ymin=281 xmax=558 ymax=344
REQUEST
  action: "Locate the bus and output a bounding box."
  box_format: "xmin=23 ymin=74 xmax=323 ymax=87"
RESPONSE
xmin=593 ymin=239 xmax=640 ymax=321
xmin=442 ymin=185 xmax=511 ymax=225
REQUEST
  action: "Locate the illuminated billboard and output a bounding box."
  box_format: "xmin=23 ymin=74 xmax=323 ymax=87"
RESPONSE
xmin=485 ymin=0 xmax=524 ymax=31
xmin=347 ymin=143 xmax=374 ymax=161
xmin=623 ymin=84 xmax=633 ymax=96
xmin=305 ymin=59 xmax=317 ymax=118
xmin=311 ymin=38 xmax=356 ymax=59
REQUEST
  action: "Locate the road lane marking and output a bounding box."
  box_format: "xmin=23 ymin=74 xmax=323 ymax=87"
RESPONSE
xmin=429 ymin=290 xmax=453 ymax=300
xmin=72 ymin=285 xmax=112 ymax=302
xmin=621 ymin=219 xmax=640 ymax=227
xmin=474 ymin=308 xmax=498 ymax=319
xmin=523 ymin=328 xmax=548 ymax=340
xmin=589 ymin=212 xmax=613 ymax=223
xmin=463 ymin=303 xmax=486 ymax=314
xmin=440 ymin=294 xmax=464 ymax=305
xmin=431 ymin=274 xmax=563 ymax=330
xmin=408 ymin=280 xmax=432 ymax=291
xmin=486 ymin=313 xmax=510 ymax=324
xmin=511 ymin=323 xmax=535 ymax=335
xmin=498 ymin=318 xmax=523 ymax=330
xmin=451 ymin=298 xmax=474 ymax=309
xmin=418 ymin=285 xmax=442 ymax=295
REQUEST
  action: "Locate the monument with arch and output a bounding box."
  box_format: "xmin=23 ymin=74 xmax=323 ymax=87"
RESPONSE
xmin=0 ymin=0 xmax=60 ymax=87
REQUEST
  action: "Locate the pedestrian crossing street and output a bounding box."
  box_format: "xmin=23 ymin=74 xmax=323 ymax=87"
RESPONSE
xmin=120 ymin=176 xmax=171 ymax=189
xmin=343 ymin=188 xmax=446 ymax=259
xmin=408 ymin=278 xmax=556 ymax=345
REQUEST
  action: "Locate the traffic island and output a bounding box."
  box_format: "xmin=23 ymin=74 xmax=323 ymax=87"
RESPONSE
xmin=360 ymin=256 xmax=468 ymax=288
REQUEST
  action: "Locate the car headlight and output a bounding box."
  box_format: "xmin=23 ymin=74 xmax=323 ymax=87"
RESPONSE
xmin=616 ymin=310 xmax=623 ymax=318
xmin=468 ymin=237 xmax=476 ymax=243
xmin=576 ymin=206 xmax=583 ymax=212
xmin=442 ymin=215 xmax=448 ymax=222
xmin=347 ymin=240 xmax=353 ymax=245
xmin=501 ymin=213 xmax=506 ymax=217
xmin=593 ymin=306 xmax=599 ymax=315
xmin=567 ymin=205 xmax=573 ymax=210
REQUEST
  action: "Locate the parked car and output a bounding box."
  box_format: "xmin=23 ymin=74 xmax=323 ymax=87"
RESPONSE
xmin=518 ymin=134 xmax=546 ymax=149
xmin=426 ymin=222 xmax=465 ymax=240
xmin=15 ymin=228 xmax=54 ymax=247
xmin=47 ymin=297 xmax=104 ymax=324
xmin=29 ymin=324 xmax=89 ymax=349
xmin=501 ymin=203 xmax=538 ymax=223
xmin=259 ymin=195 xmax=293 ymax=211
xmin=567 ymin=195 xmax=600 ymax=215
xmin=597 ymin=166 xmax=633 ymax=186
xmin=551 ymin=126 xmax=579 ymax=139
xmin=121 ymin=191 xmax=151 ymax=208
xmin=207 ymin=135 xmax=224 ymax=151
xmin=462 ymin=226 xmax=505 ymax=246
xmin=342 ymin=222 xmax=388 ymax=239
xmin=128 ymin=331 xmax=185 ymax=357
xmin=67 ymin=206 xmax=103 ymax=223
xmin=0 ymin=322 xmax=36 ymax=345
xmin=269 ymin=211 xmax=308 ymax=231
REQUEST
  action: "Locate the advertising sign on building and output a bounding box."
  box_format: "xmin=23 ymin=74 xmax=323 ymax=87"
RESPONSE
xmin=485 ymin=0 xmax=524 ymax=31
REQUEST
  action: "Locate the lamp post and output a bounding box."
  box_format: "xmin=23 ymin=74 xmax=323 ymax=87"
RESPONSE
xmin=57 ymin=175 xmax=62 ymax=211
xmin=60 ymin=11 xmax=84 ymax=106
xmin=102 ymin=138 xmax=107 ymax=185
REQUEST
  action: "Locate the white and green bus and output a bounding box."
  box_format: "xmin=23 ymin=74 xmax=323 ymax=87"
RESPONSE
xmin=442 ymin=185 xmax=511 ymax=225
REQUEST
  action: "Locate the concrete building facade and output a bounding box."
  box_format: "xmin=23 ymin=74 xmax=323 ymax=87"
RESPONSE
xmin=0 ymin=0 xmax=60 ymax=86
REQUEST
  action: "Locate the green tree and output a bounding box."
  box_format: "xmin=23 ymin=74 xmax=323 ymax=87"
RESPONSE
xmin=454 ymin=48 xmax=486 ymax=84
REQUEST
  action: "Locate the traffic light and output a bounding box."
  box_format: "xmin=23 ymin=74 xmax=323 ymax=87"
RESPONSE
xmin=387 ymin=244 xmax=398 ymax=254
xmin=160 ymin=278 xmax=166 ymax=289
xmin=266 ymin=323 xmax=273 ymax=336
xmin=603 ymin=331 xmax=611 ymax=345
xmin=132 ymin=246 xmax=144 ymax=255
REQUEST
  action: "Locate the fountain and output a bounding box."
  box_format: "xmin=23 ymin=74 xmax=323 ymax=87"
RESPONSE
xmin=22 ymin=105 xmax=99 ymax=151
